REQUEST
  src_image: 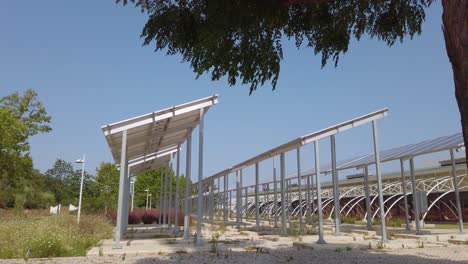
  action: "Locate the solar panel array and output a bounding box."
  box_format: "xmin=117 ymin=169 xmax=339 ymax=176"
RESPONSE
xmin=284 ymin=132 xmax=464 ymax=179
xmin=338 ymin=132 xmax=463 ymax=170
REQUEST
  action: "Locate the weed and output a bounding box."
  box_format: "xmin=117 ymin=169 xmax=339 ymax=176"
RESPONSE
xmin=286 ymin=256 xmax=294 ymax=262
xmin=0 ymin=214 xmax=113 ymax=259
xmin=346 ymin=246 xmax=352 ymax=251
xmin=239 ymin=231 xmax=249 ymax=236
xmin=418 ymin=241 xmax=424 ymax=248
xmin=121 ymin=253 xmax=126 ymax=261
xmin=376 ymin=241 xmax=385 ymax=249
xmin=210 ymin=233 xmax=220 ymax=253
xmin=335 ymin=248 xmax=342 ymax=252
xmin=98 ymin=247 xmax=103 ymax=257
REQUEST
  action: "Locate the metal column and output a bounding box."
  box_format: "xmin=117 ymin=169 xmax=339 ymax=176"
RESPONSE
xmin=255 ymin=162 xmax=260 ymax=228
xmin=363 ymin=167 xmax=373 ymax=230
xmin=217 ymin=177 xmax=221 ymax=216
xmin=183 ymin=129 xmax=192 ymax=239
xmin=372 ymin=120 xmax=387 ymax=242
xmin=314 ymin=141 xmax=326 ymax=244
xmin=209 ymin=179 xmax=214 ymax=224
xmin=163 ymin=165 xmax=168 ymax=225
xmin=244 ymin=187 xmax=248 ymax=221
xmin=229 ymin=190 xmax=232 ymax=220
xmin=240 ymin=170 xmax=244 ymax=221
xmin=159 ymin=168 xmax=164 ymax=224
xmin=113 ymin=129 xmax=127 ymax=249
xmin=306 ymin=169 xmax=311 ymax=224
xmin=196 ymin=108 xmax=204 ymax=246
xmin=450 ymin=148 xmax=464 ymax=233
xmin=400 ymin=159 xmax=410 ymax=231
xmin=168 ymin=162 xmax=173 ymax=226
xmin=236 ymin=170 xmax=241 ymax=229
xmin=409 ymin=158 xmax=421 ymax=235
xmin=175 ymin=144 xmax=181 ymax=228
xmin=224 ymin=174 xmax=228 ymax=223
xmin=297 ymin=148 xmax=303 ymax=230
xmin=280 ymin=152 xmax=287 ymax=236
xmin=273 ymin=157 xmax=278 ymax=228
xmin=330 ymin=135 xmax=340 ymax=236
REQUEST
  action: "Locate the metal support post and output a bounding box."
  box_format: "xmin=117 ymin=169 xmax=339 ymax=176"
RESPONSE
xmin=297 ymin=148 xmax=303 ymax=230
xmin=255 ymin=162 xmax=260 ymax=228
xmin=113 ymin=130 xmax=127 ymax=249
xmin=315 ymin=141 xmax=326 ymax=244
xmin=196 ymin=108 xmax=204 ymax=246
xmin=409 ymin=158 xmax=421 ymax=235
xmin=363 ymin=167 xmax=373 ymax=230
xmin=273 ymin=157 xmax=278 ymax=228
xmin=183 ymin=129 xmax=192 ymax=239
xmin=330 ymin=135 xmax=340 ymax=236
xmin=450 ymin=148 xmax=464 ymax=233
xmin=280 ymin=152 xmax=287 ymax=236
xmin=400 ymin=159 xmax=410 ymax=231
xmin=372 ymin=120 xmax=387 ymax=242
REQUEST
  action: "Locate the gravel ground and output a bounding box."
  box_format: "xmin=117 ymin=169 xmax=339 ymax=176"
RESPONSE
xmin=1 ymin=246 xmax=467 ymax=264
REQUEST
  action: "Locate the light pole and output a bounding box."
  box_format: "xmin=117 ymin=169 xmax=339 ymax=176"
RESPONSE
xmin=145 ymin=189 xmax=149 ymax=210
xmin=130 ymin=178 xmax=135 ymax=212
xmin=149 ymin=194 xmax=152 ymax=209
xmin=75 ymin=154 xmax=85 ymax=225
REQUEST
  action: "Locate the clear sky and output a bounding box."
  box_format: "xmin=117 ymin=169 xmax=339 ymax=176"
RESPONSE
xmin=0 ymin=1 xmax=463 ymax=187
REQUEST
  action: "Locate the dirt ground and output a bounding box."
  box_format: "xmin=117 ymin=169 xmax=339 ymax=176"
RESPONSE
xmin=1 ymin=246 xmax=468 ymax=264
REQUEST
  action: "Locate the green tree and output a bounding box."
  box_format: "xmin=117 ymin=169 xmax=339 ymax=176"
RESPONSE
xmin=89 ymin=162 xmax=120 ymax=212
xmin=0 ymin=89 xmax=51 ymax=208
xmin=119 ymin=0 xmax=468 ymax=164
xmin=133 ymin=167 xmax=187 ymax=209
xmin=44 ymin=159 xmax=74 ymax=204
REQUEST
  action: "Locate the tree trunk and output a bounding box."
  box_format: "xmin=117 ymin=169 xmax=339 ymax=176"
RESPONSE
xmin=442 ymin=0 xmax=468 ymax=166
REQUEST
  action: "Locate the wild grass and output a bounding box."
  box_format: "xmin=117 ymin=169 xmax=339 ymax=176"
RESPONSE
xmin=0 ymin=214 xmax=113 ymax=259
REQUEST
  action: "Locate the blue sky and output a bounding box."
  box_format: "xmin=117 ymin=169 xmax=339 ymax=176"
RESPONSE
xmin=0 ymin=1 xmax=463 ymax=188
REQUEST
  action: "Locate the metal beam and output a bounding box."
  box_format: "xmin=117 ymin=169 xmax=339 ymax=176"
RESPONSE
xmin=196 ymin=108 xmax=204 ymax=246
xmin=372 ymin=120 xmax=387 ymax=242
xmin=315 ymin=141 xmax=326 ymax=244
xmin=113 ymin=129 xmax=127 ymax=249
xmin=450 ymin=148 xmax=464 ymax=233
xmin=183 ymin=129 xmax=192 ymax=239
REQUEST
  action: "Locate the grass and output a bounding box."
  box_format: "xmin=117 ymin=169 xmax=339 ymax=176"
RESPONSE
xmin=432 ymin=223 xmax=468 ymax=229
xmin=373 ymin=217 xmax=406 ymax=228
xmin=0 ymin=213 xmax=113 ymax=259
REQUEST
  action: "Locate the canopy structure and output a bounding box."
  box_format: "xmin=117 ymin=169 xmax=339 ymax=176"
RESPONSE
xmin=102 ymin=95 xmax=219 ymax=248
xmin=203 ymin=131 xmax=465 ymax=241
xmin=102 ymin=94 xmax=218 ymax=171
xmin=203 ymin=108 xmax=388 ymax=183
xmin=198 ymin=108 xmax=390 ymax=243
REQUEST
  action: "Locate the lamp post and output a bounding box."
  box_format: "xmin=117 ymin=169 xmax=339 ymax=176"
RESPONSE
xmin=130 ymin=178 xmax=135 ymax=212
xmin=75 ymin=154 xmax=85 ymax=225
xmin=145 ymin=189 xmax=150 ymax=210
xmin=149 ymin=194 xmax=152 ymax=209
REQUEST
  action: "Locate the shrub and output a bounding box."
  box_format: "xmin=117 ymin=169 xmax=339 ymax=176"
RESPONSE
xmin=128 ymin=211 xmax=142 ymax=224
xmin=141 ymin=212 xmax=156 ymax=224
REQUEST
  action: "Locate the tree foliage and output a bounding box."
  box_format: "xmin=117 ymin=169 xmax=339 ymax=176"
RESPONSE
xmin=133 ymin=167 xmax=187 ymax=209
xmin=118 ymin=0 xmax=434 ymax=92
xmin=0 ymin=89 xmax=51 ymax=208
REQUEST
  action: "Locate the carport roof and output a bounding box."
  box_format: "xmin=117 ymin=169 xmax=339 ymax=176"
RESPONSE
xmin=102 ymin=95 xmax=219 ymax=172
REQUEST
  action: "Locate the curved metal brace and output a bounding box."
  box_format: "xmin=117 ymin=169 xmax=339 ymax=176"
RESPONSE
xmin=372 ymin=193 xmax=402 ymax=219
xmin=345 ymin=196 xmax=367 ymax=217
xmin=422 ymin=186 xmax=468 ymax=220
xmin=340 ymin=196 xmax=364 ymax=214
